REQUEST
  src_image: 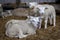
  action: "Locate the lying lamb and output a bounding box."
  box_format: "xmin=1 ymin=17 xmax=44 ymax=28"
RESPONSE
xmin=29 ymin=2 xmax=56 ymax=29
xmin=5 ymin=18 xmax=39 ymax=38
xmin=2 ymin=10 xmax=12 ymax=18
xmin=12 ymin=8 xmax=28 ymax=16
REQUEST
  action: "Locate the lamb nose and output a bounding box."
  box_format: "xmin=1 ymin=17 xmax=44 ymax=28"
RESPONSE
xmin=37 ymin=22 xmax=40 ymax=29
xmin=38 ymin=22 xmax=40 ymax=23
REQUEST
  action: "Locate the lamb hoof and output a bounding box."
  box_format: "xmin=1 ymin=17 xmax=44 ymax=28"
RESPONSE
xmin=23 ymin=35 xmax=28 ymax=38
xmin=19 ymin=35 xmax=28 ymax=38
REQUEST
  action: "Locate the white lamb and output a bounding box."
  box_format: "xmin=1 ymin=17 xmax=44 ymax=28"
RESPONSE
xmin=2 ymin=10 xmax=12 ymax=18
xmin=29 ymin=2 xmax=56 ymax=29
xmin=5 ymin=19 xmax=38 ymax=38
xmin=28 ymin=2 xmax=38 ymax=8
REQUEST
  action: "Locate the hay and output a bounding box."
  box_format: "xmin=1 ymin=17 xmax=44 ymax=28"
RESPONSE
xmin=0 ymin=8 xmax=60 ymax=40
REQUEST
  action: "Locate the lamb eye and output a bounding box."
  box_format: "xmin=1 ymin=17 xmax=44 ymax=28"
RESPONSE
xmin=45 ymin=8 xmax=48 ymax=9
xmin=32 ymin=20 xmax=35 ymax=22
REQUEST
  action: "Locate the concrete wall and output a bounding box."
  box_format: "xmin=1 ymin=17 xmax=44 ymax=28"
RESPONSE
xmin=21 ymin=0 xmax=56 ymax=3
xmin=0 ymin=0 xmax=16 ymax=4
xmin=0 ymin=0 xmax=56 ymax=4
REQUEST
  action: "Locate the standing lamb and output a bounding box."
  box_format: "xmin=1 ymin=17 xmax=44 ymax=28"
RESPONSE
xmin=29 ymin=2 xmax=56 ymax=29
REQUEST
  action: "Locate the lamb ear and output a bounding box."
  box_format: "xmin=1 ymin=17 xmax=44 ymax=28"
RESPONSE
xmin=27 ymin=16 xmax=32 ymax=18
xmin=27 ymin=16 xmax=33 ymax=19
xmin=27 ymin=16 xmax=30 ymax=18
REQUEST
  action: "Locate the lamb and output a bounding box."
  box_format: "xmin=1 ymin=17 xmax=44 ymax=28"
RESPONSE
xmin=0 ymin=4 xmax=12 ymax=18
xmin=28 ymin=2 xmax=38 ymax=8
xmin=29 ymin=2 xmax=56 ymax=29
xmin=2 ymin=10 xmax=12 ymax=18
xmin=5 ymin=19 xmax=38 ymax=38
xmin=37 ymin=5 xmax=56 ymax=29
xmin=12 ymin=8 xmax=28 ymax=16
